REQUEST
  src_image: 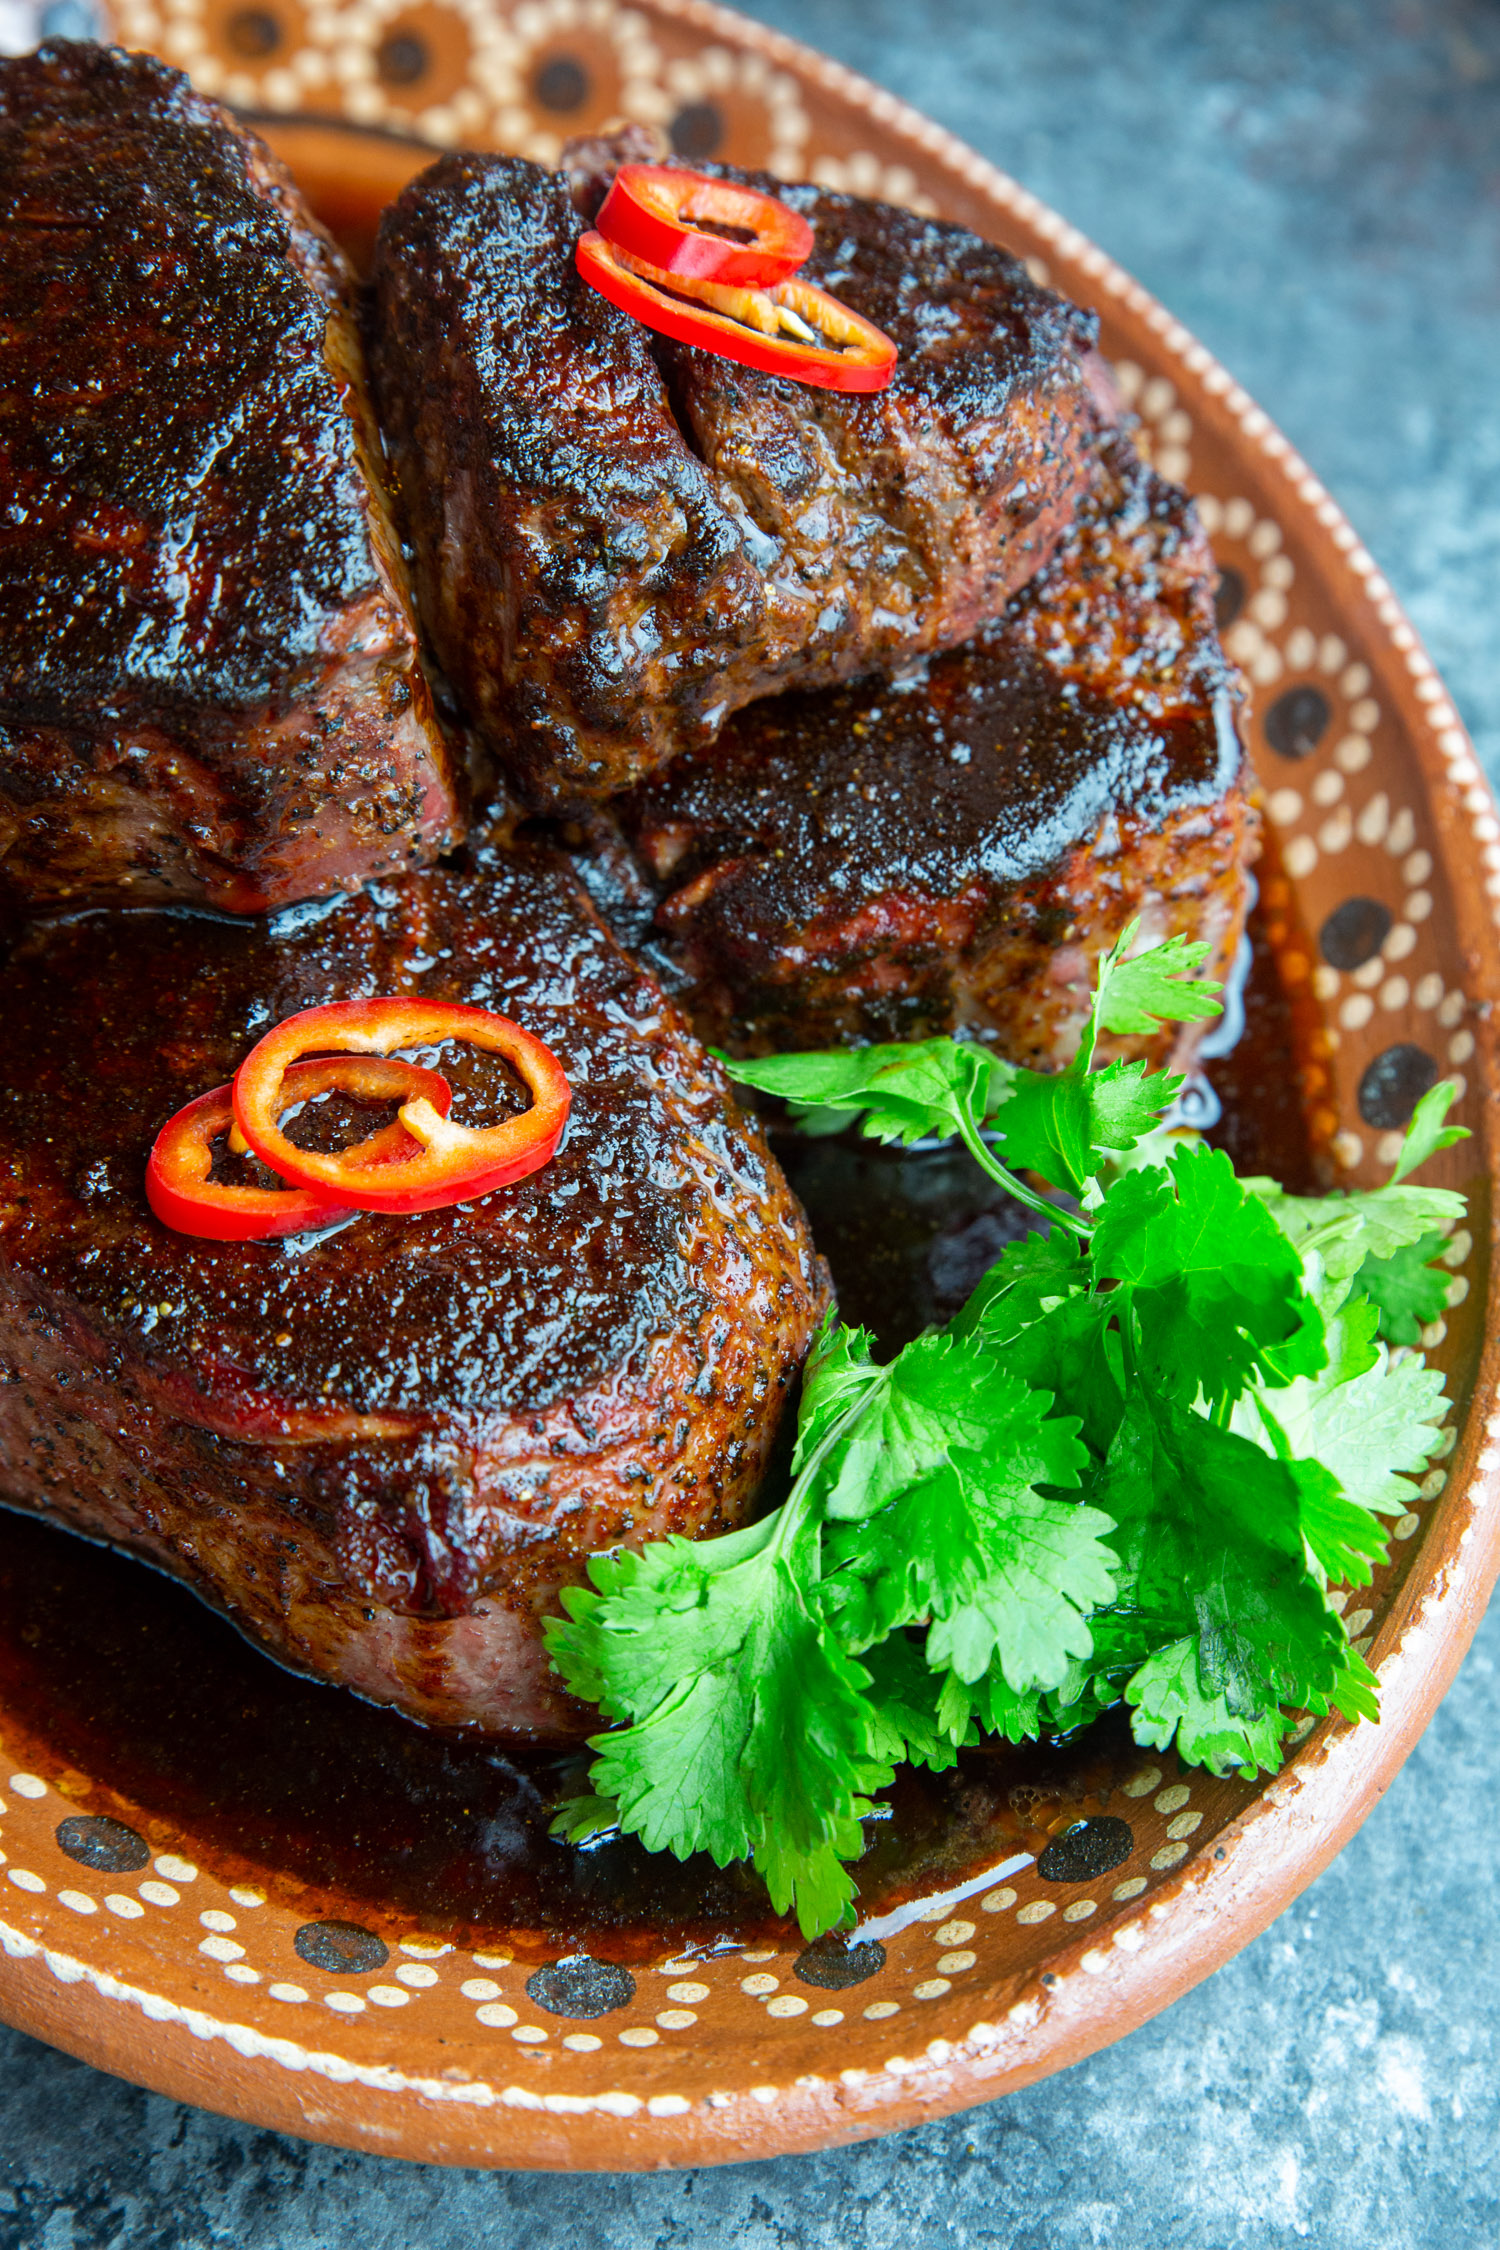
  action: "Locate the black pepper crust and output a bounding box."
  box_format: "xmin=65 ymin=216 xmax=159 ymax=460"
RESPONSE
xmin=0 ymin=42 xmax=460 ymax=913
xmin=366 ymin=150 xmax=1103 ymax=809
xmin=0 ymin=843 xmax=828 ymax=1734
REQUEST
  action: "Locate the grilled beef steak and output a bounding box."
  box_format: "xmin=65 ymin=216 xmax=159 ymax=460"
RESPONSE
xmin=367 ymin=152 xmax=1103 ymax=809
xmin=616 ymin=436 xmax=1254 ymax=1062
xmin=0 ymin=42 xmax=460 ymax=915
xmin=0 ymin=844 xmax=827 ymax=1736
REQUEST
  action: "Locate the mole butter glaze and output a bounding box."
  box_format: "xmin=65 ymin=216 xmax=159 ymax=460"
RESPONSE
xmin=0 ymin=841 xmax=828 ymax=1736
xmin=0 ymin=43 xmax=460 ymax=913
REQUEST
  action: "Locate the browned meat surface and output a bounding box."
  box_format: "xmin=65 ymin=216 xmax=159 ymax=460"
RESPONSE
xmin=0 ymin=843 xmax=827 ymax=1737
xmin=367 ymin=152 xmax=1103 ymax=810
xmin=0 ymin=43 xmax=460 ymax=915
xmin=616 ymin=436 xmax=1255 ymax=1063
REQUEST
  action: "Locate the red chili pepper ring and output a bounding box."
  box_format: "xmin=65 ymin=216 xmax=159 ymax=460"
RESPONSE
xmin=146 ymin=1055 xmax=454 ymax=1241
xmin=596 ymin=163 xmax=814 ymax=287
xmin=232 ymin=999 xmax=571 ymax=1216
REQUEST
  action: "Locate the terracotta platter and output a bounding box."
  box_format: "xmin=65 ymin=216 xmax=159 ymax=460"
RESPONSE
xmin=0 ymin=0 xmax=1495 ymax=2172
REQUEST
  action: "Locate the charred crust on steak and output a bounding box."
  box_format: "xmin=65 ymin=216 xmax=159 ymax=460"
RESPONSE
xmin=614 ymin=436 xmax=1255 ymax=1062
xmin=367 ymin=150 xmax=1104 ymax=810
xmin=0 ymin=843 xmax=828 ymax=1734
xmin=0 ymin=42 xmax=461 ymax=914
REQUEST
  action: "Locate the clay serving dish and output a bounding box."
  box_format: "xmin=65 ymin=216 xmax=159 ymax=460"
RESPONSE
xmin=0 ymin=0 xmax=1495 ymax=2173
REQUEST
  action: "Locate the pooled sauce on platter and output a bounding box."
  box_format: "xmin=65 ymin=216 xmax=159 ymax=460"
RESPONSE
xmin=0 ymin=900 xmax=1316 ymax=1960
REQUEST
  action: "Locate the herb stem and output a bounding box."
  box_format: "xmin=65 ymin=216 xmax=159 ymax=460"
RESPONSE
xmin=952 ymin=1101 xmax=1090 ymax=1239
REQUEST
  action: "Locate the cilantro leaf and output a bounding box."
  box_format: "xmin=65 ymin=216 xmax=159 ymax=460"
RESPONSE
xmin=1125 ymin=1637 xmax=1292 ymax=1776
xmin=1390 ymin=1078 xmax=1470 ymax=1185
xmin=813 ymin=1330 xmax=1109 ymax=1692
xmin=1093 ymin=1143 xmax=1324 ymax=1404
xmin=988 ymin=1057 xmax=1183 ymax=1195
xmin=545 ymin=1505 xmax=876 ymax=1936
xmin=725 ymin=1038 xmax=1011 ymax=1150
xmin=862 ymin=1635 xmax=968 ymax=1770
xmin=936 ymin=1666 xmax=1046 ymax=1746
xmin=1355 ymin=1232 xmax=1450 ymax=1345
xmin=1087 ymin=920 xmax=1225 ymax=1050
xmin=1097 ymin=1387 xmax=1350 ymax=1722
xmin=1233 ymin=1284 xmax=1450 ymax=1583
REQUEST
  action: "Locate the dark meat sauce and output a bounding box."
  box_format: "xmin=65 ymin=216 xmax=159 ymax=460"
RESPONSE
xmin=0 ymin=908 xmax=1311 ymax=1954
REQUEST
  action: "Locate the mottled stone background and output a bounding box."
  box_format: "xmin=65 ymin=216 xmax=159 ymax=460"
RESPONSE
xmin=1 ymin=2 xmax=1497 ymax=2243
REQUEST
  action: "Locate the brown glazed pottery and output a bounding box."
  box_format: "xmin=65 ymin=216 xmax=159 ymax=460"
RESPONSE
xmin=0 ymin=0 xmax=1495 ymax=2173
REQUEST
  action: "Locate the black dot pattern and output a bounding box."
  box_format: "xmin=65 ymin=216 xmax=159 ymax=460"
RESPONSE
xmin=294 ymin=1920 xmax=389 ymax=1975
xmin=226 ymin=7 xmax=281 ymax=57
xmin=377 ymin=32 xmax=428 ymax=85
xmin=1320 ymin=895 xmax=1392 ymax=971
xmin=1037 ymin=1816 xmax=1135 ymax=1884
xmin=670 ymin=101 xmax=724 ymax=160
xmin=793 ymin=1936 xmax=888 ymax=1990
xmin=525 ymin=1956 xmax=636 ymax=2019
xmin=55 ymin=1815 xmax=150 ymax=1874
xmin=533 ymin=54 xmax=590 ymax=111
xmin=1358 ymin=1043 xmax=1439 ymax=1130
xmin=1213 ymin=565 xmax=1245 ymax=630
xmin=1264 ymin=685 xmax=1332 ymax=760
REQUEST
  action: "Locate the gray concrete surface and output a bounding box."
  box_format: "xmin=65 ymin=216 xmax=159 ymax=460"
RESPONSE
xmin=1 ymin=2 xmax=1497 ymax=2243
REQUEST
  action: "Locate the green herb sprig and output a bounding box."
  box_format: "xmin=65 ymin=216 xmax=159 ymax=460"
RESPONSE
xmin=545 ymin=923 xmax=1468 ymax=1938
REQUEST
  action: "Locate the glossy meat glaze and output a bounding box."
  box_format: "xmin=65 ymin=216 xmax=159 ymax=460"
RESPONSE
xmin=367 ymin=151 xmax=1103 ymax=809
xmin=617 ymin=435 xmax=1253 ymax=1059
xmin=0 ymin=44 xmax=460 ymax=914
xmin=0 ymin=845 xmax=828 ymax=1734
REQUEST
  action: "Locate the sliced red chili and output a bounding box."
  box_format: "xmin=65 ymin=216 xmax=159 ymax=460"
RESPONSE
xmin=596 ymin=163 xmax=813 ymax=288
xmin=575 ymin=231 xmax=897 ymax=394
xmin=232 ymin=999 xmax=571 ymax=1216
xmin=146 ymin=1056 xmax=454 ymax=1242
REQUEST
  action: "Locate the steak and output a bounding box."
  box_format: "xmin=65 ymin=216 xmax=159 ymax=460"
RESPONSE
xmin=614 ymin=435 xmax=1254 ymax=1063
xmin=0 ymin=843 xmax=827 ymax=1737
xmin=367 ymin=151 xmax=1104 ymax=809
xmin=0 ymin=42 xmax=461 ymax=916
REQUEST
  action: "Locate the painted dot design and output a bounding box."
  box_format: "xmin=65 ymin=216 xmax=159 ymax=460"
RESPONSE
xmin=793 ymin=1937 xmax=887 ymax=1990
xmin=1036 ymin=1818 xmax=1135 ymax=1884
xmin=1320 ymin=896 xmax=1392 ymax=972
xmin=1358 ymin=1043 xmax=1439 ymax=1130
xmin=1263 ymin=684 xmax=1333 ymax=760
xmin=54 ymin=1817 xmax=150 ymax=1874
xmin=525 ymin=1957 xmax=637 ymax=2019
xmin=293 ymin=1921 xmax=389 ymax=1975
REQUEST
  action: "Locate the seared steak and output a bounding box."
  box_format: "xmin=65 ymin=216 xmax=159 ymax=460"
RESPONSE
xmin=0 ymin=42 xmax=460 ymax=915
xmin=616 ymin=436 xmax=1254 ymax=1063
xmin=367 ymin=152 xmax=1103 ymax=809
xmin=0 ymin=844 xmax=827 ymax=1736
